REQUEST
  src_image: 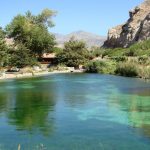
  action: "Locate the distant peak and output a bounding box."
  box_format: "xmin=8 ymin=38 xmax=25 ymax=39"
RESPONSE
xmin=53 ymin=30 xmax=107 ymax=48
xmin=70 ymin=30 xmax=86 ymax=34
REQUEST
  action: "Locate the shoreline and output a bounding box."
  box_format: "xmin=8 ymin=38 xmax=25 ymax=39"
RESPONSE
xmin=0 ymin=70 xmax=149 ymax=82
xmin=0 ymin=70 xmax=84 ymax=81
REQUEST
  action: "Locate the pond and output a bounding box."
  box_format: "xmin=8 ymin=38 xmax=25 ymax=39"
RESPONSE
xmin=0 ymin=73 xmax=150 ymax=150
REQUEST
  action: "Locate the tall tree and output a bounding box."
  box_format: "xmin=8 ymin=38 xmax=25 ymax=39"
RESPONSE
xmin=6 ymin=9 xmax=56 ymax=57
xmin=57 ymin=38 xmax=89 ymax=68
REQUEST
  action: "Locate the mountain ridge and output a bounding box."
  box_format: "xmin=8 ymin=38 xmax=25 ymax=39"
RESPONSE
xmin=53 ymin=31 xmax=106 ymax=48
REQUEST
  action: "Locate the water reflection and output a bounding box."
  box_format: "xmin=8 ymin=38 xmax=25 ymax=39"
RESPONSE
xmin=9 ymin=91 xmax=55 ymax=135
xmin=0 ymin=78 xmax=58 ymax=136
xmin=0 ymin=95 xmax=7 ymax=113
xmin=109 ymin=91 xmax=150 ymax=137
xmin=0 ymin=74 xmax=150 ymax=149
xmin=120 ymin=87 xmax=150 ymax=96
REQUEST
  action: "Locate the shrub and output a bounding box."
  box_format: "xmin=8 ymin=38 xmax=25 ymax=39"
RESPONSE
xmin=103 ymin=48 xmax=126 ymax=57
xmin=90 ymin=47 xmax=105 ymax=58
xmin=138 ymin=67 xmax=150 ymax=79
xmin=86 ymin=61 xmax=105 ymax=73
xmin=138 ymin=56 xmax=149 ymax=65
xmin=86 ymin=60 xmax=116 ymax=74
xmin=110 ymin=56 xmax=128 ymax=62
xmin=124 ymin=49 xmax=137 ymax=56
xmin=115 ymin=62 xmax=138 ymax=77
xmin=9 ymin=44 xmax=37 ymax=68
xmin=124 ymin=40 xmax=150 ymax=56
xmin=56 ymin=51 xmax=87 ymax=68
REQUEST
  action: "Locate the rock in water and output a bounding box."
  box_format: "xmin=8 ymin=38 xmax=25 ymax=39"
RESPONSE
xmin=104 ymin=0 xmax=150 ymax=48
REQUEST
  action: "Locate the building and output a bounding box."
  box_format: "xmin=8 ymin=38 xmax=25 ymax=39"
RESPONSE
xmin=40 ymin=53 xmax=56 ymax=64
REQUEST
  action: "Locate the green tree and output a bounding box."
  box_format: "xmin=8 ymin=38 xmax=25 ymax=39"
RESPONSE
xmin=57 ymin=38 xmax=89 ymax=68
xmin=9 ymin=44 xmax=37 ymax=68
xmin=64 ymin=37 xmax=86 ymax=52
xmin=6 ymin=9 xmax=56 ymax=57
xmin=34 ymin=8 xmax=56 ymax=28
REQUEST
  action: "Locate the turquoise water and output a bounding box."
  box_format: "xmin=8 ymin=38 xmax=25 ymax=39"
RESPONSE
xmin=0 ymin=74 xmax=150 ymax=150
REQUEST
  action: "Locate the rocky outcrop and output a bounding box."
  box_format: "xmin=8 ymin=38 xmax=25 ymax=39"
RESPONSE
xmin=104 ymin=0 xmax=150 ymax=48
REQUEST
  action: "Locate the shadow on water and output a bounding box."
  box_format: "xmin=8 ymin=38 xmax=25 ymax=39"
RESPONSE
xmin=120 ymin=87 xmax=150 ymax=96
xmin=8 ymin=90 xmax=56 ymax=136
xmin=0 ymin=77 xmax=58 ymax=136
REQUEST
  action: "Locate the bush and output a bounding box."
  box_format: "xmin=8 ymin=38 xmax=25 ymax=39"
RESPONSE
xmin=86 ymin=60 xmax=116 ymax=74
xmin=102 ymin=48 xmax=126 ymax=57
xmin=9 ymin=44 xmax=38 ymax=68
xmin=138 ymin=56 xmax=149 ymax=65
xmin=56 ymin=51 xmax=87 ymax=68
xmin=124 ymin=40 xmax=150 ymax=56
xmin=115 ymin=62 xmax=138 ymax=77
xmin=138 ymin=67 xmax=150 ymax=79
xmin=124 ymin=49 xmax=137 ymax=56
xmin=110 ymin=56 xmax=128 ymax=62
xmin=89 ymin=47 xmax=105 ymax=58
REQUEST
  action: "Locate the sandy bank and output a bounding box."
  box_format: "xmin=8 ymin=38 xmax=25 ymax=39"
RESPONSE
xmin=0 ymin=70 xmax=84 ymax=81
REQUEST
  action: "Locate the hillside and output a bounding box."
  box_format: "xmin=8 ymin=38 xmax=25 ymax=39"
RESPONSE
xmin=104 ymin=0 xmax=150 ymax=48
xmin=54 ymin=31 xmax=106 ymax=48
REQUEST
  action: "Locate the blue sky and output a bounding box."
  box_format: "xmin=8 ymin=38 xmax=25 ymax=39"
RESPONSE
xmin=0 ymin=0 xmax=143 ymax=36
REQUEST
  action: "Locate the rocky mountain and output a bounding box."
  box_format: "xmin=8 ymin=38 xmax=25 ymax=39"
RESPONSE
xmin=104 ymin=0 xmax=150 ymax=48
xmin=54 ymin=31 xmax=106 ymax=48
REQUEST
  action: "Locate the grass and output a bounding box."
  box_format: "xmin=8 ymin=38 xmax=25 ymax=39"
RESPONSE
xmin=55 ymin=39 xmax=150 ymax=79
xmin=85 ymin=60 xmax=116 ymax=74
xmin=115 ymin=62 xmax=138 ymax=77
xmin=138 ymin=67 xmax=150 ymax=79
xmin=85 ymin=58 xmax=150 ymax=79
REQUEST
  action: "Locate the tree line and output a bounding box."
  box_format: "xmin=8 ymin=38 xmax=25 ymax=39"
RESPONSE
xmin=0 ymin=9 xmax=93 ymax=69
xmin=0 ymin=9 xmax=56 ymax=68
xmin=1 ymin=8 xmax=150 ymax=79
